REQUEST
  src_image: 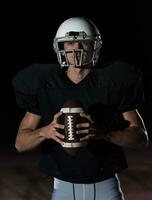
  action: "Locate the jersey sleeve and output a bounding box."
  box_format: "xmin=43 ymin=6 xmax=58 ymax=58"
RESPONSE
xmin=117 ymin=63 xmax=144 ymax=113
xmin=12 ymin=65 xmax=41 ymax=115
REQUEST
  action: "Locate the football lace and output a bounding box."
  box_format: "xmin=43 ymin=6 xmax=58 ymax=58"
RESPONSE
xmin=67 ymin=115 xmax=75 ymax=141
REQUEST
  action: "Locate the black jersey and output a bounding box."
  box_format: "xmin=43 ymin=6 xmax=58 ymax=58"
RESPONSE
xmin=12 ymin=61 xmax=143 ymax=183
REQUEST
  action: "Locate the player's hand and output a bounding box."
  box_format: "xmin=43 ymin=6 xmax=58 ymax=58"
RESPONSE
xmin=76 ymin=112 xmax=96 ymax=141
xmin=41 ymin=112 xmax=65 ymax=144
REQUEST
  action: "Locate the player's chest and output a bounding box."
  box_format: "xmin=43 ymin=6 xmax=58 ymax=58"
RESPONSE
xmin=38 ymin=86 xmax=120 ymax=120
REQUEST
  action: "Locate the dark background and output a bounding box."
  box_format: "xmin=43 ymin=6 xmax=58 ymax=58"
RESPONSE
xmin=2 ymin=1 xmax=151 ymax=152
xmin=0 ymin=1 xmax=152 ymax=199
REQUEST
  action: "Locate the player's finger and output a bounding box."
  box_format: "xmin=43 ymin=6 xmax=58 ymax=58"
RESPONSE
xmin=80 ymin=112 xmax=94 ymax=123
xmin=52 ymin=111 xmax=63 ymax=123
xmin=76 ymin=129 xmax=89 ymax=134
xmin=54 ymin=124 xmax=64 ymax=129
xmin=76 ymin=127 xmax=96 ymax=134
xmin=52 ymin=136 xmax=64 ymax=145
xmin=80 ymin=134 xmax=95 ymax=141
xmin=55 ymin=132 xmax=65 ymax=139
xmin=76 ymin=122 xmax=90 ymax=128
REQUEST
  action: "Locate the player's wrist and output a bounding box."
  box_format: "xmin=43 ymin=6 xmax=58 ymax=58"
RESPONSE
xmin=38 ymin=127 xmax=46 ymax=138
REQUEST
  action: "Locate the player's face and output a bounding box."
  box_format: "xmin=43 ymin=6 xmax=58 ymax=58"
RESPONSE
xmin=63 ymin=41 xmax=93 ymax=67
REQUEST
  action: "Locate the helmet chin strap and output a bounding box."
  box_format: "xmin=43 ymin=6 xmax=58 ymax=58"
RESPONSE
xmin=62 ymin=60 xmax=93 ymax=68
xmin=68 ymin=62 xmax=93 ymax=69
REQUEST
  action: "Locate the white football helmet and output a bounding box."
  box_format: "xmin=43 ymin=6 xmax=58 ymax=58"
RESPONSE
xmin=53 ymin=17 xmax=102 ymax=68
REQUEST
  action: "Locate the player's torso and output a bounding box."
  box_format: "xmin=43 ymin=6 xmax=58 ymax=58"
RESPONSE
xmin=38 ymin=68 xmax=121 ymax=125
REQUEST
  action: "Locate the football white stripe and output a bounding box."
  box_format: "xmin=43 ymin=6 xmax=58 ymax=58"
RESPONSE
xmin=60 ymin=107 xmax=84 ymax=113
xmin=62 ymin=141 xmax=87 ymax=148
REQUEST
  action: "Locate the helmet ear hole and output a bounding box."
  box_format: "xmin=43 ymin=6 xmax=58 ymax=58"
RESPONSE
xmin=53 ymin=17 xmax=102 ymax=68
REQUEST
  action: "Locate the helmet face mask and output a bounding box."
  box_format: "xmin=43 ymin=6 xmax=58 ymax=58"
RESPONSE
xmin=53 ymin=17 xmax=102 ymax=68
xmin=57 ymin=40 xmax=94 ymax=68
xmin=58 ymin=48 xmax=89 ymax=68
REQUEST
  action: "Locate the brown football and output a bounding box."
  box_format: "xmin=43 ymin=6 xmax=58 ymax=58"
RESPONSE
xmin=60 ymin=99 xmax=88 ymax=156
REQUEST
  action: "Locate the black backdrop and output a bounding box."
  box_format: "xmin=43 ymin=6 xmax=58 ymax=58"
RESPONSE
xmin=1 ymin=1 xmax=152 ymax=152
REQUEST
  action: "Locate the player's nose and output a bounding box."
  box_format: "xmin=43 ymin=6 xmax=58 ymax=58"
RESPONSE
xmin=74 ymin=42 xmax=83 ymax=49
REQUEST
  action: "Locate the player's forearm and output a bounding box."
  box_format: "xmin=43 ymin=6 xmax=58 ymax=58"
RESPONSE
xmin=15 ymin=127 xmax=46 ymax=152
xmin=96 ymin=126 xmax=148 ymax=148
